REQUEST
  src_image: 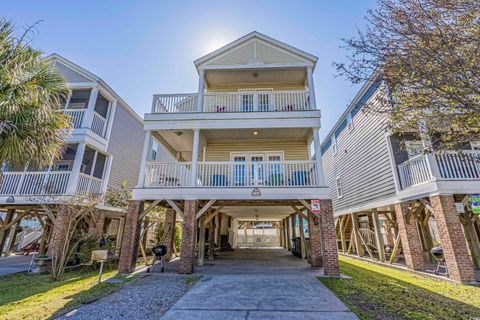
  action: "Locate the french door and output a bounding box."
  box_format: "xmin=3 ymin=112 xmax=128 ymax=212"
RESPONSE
xmin=231 ymin=152 xmax=283 ymax=186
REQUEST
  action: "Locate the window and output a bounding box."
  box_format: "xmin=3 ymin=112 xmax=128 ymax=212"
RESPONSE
xmin=346 ymin=113 xmax=354 ymax=132
xmin=335 ymin=177 xmax=343 ymax=198
xmin=151 ymin=141 xmax=158 ymax=161
xmin=331 ymin=136 xmax=338 ymax=155
xmin=405 ymin=141 xmax=424 ymax=159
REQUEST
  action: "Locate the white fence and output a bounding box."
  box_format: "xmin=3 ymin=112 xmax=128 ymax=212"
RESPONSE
xmin=152 ymin=90 xmax=312 ymax=113
xmin=144 ymin=161 xmax=318 ymax=187
xmin=397 ymin=151 xmax=480 ymax=189
xmin=64 ymin=109 xmax=86 ymax=128
xmin=0 ymin=171 xmax=71 ymax=195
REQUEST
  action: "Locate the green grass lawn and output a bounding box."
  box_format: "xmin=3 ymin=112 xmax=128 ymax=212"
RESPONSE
xmin=319 ymin=256 xmax=480 ymax=320
xmin=0 ymin=267 xmax=135 ymax=320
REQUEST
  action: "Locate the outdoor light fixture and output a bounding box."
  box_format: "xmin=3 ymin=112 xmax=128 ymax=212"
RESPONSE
xmin=175 ymin=131 xmax=183 ymax=136
xmin=251 ymin=187 xmax=261 ymax=196
xmin=253 ymin=130 xmax=259 ymax=136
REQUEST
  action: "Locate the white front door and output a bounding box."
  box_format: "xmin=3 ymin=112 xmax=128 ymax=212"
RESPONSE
xmin=230 ymin=152 xmax=284 ymax=186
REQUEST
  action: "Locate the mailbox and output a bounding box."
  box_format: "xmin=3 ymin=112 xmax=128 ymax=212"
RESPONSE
xmin=91 ymin=249 xmax=108 ymax=261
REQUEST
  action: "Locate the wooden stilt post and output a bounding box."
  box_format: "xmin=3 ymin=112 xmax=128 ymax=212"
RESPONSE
xmin=339 ymin=215 xmax=347 ymax=254
xmin=208 ymin=219 xmax=215 ymax=260
xmin=286 ymin=216 xmax=292 ymax=251
xmin=351 ymin=213 xmax=364 ymax=257
xmin=198 ymin=215 xmax=206 ymax=266
xmin=372 ymin=209 xmax=386 ymax=262
xmin=0 ymin=209 xmax=15 ymax=256
xmin=298 ymin=213 xmax=306 ymax=259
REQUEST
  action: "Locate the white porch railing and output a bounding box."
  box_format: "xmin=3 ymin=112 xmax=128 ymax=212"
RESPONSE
xmin=152 ymin=90 xmax=312 ymax=113
xmin=64 ymin=109 xmax=86 ymax=128
xmin=152 ymin=94 xmax=198 ymax=113
xmin=145 ymin=162 xmax=192 ymax=187
xmin=0 ymin=171 xmax=71 ymax=195
xmin=76 ymin=173 xmax=104 ymax=195
xmin=144 ymin=161 xmax=318 ymax=187
xmin=397 ymin=150 xmax=480 ymax=189
xmin=91 ymin=111 xmax=107 ymax=137
xmin=435 ymin=151 xmax=480 ymax=180
xmin=397 ymin=155 xmax=432 ymax=189
xmin=203 ymin=91 xmax=311 ymax=113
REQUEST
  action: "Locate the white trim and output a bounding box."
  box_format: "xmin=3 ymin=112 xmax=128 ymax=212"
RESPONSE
xmin=143 ymin=110 xmax=321 ymax=130
xmin=133 ymin=186 xmax=330 ymax=201
xmin=194 ymin=31 xmax=318 ymax=69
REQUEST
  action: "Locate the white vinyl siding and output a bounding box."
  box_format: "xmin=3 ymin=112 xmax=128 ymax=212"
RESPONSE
xmin=106 ymin=102 xmax=145 ymax=191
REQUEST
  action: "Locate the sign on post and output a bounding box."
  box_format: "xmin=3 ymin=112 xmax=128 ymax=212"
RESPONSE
xmin=469 ymin=194 xmax=480 ymax=215
xmin=311 ymin=200 xmax=321 ymax=213
xmin=454 ymin=202 xmax=465 ymax=214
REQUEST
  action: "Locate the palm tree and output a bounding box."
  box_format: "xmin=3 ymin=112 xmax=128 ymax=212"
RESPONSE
xmin=0 ymin=19 xmax=71 ymax=170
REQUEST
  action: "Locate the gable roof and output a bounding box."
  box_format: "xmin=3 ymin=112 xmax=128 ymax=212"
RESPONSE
xmin=46 ymin=53 xmax=143 ymax=124
xmin=194 ymin=31 xmax=318 ymax=70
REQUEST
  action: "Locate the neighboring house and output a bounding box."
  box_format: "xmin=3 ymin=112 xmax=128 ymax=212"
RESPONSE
xmin=0 ymin=54 xmax=151 ymax=256
xmin=117 ymin=32 xmax=339 ymax=276
xmin=321 ymin=74 xmax=480 ymax=283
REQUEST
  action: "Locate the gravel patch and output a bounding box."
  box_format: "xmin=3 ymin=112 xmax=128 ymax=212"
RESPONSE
xmin=58 ymin=274 xmax=200 ymax=320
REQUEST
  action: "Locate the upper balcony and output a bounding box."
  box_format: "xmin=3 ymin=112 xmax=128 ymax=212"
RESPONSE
xmin=152 ymin=90 xmax=313 ymax=114
xmin=145 ymin=32 xmax=320 ymax=131
xmin=61 ymin=87 xmax=116 ymax=150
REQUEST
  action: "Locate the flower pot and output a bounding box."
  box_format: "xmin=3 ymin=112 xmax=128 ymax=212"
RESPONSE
xmin=33 ymin=256 xmax=52 ymax=274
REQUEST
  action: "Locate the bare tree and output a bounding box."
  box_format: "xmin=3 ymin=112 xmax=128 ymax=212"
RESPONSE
xmin=335 ymin=0 xmax=480 ymax=149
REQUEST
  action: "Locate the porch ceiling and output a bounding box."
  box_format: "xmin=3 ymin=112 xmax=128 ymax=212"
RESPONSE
xmin=154 ymin=128 xmax=311 ymax=159
xmin=205 ymin=68 xmax=306 ymax=89
xmin=219 ymin=205 xmax=294 ymax=221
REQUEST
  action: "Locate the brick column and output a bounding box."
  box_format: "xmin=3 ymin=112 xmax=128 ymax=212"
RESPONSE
xmin=178 ymin=200 xmax=197 ymax=274
xmin=307 ymin=211 xmax=323 ymax=267
xmin=430 ymin=195 xmax=476 ymax=282
xmin=164 ymin=209 xmax=176 ymax=261
xmin=320 ymin=200 xmax=340 ymax=276
xmin=118 ymin=201 xmax=143 ymax=274
xmin=286 ymin=216 xmax=292 ymax=251
xmin=47 ymin=205 xmax=70 ymax=260
xmin=395 ymin=202 xmax=425 ymax=270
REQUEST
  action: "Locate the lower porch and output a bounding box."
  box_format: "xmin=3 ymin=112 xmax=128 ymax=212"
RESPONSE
xmin=117 ymin=199 xmax=340 ymax=277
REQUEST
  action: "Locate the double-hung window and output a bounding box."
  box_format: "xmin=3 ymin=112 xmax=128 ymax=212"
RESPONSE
xmin=346 ymin=113 xmax=354 ymax=132
xmin=335 ymin=176 xmax=343 ymax=198
xmin=332 ymin=136 xmax=338 ymax=155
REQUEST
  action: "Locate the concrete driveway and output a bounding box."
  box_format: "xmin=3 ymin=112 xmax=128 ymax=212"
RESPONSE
xmin=162 ymin=249 xmax=357 ymax=319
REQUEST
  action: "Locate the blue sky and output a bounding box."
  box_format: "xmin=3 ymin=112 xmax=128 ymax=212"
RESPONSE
xmin=2 ymin=0 xmax=375 ymax=140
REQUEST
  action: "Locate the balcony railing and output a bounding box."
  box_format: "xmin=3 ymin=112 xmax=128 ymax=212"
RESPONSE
xmin=76 ymin=172 xmax=104 ymax=195
xmin=144 ymin=160 xmax=319 ymax=187
xmin=62 ymin=109 xmax=107 ymax=137
xmin=0 ymin=171 xmax=71 ymax=195
xmin=91 ymin=111 xmax=107 ymax=137
xmin=397 ymin=150 xmax=480 ymax=189
xmin=64 ymin=109 xmax=86 ymax=128
xmin=152 ymin=90 xmax=312 ymax=113
xmin=0 ymin=171 xmax=104 ymax=196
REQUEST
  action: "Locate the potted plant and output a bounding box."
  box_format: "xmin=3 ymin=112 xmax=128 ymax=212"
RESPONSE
xmin=32 ymin=255 xmax=52 ymax=274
